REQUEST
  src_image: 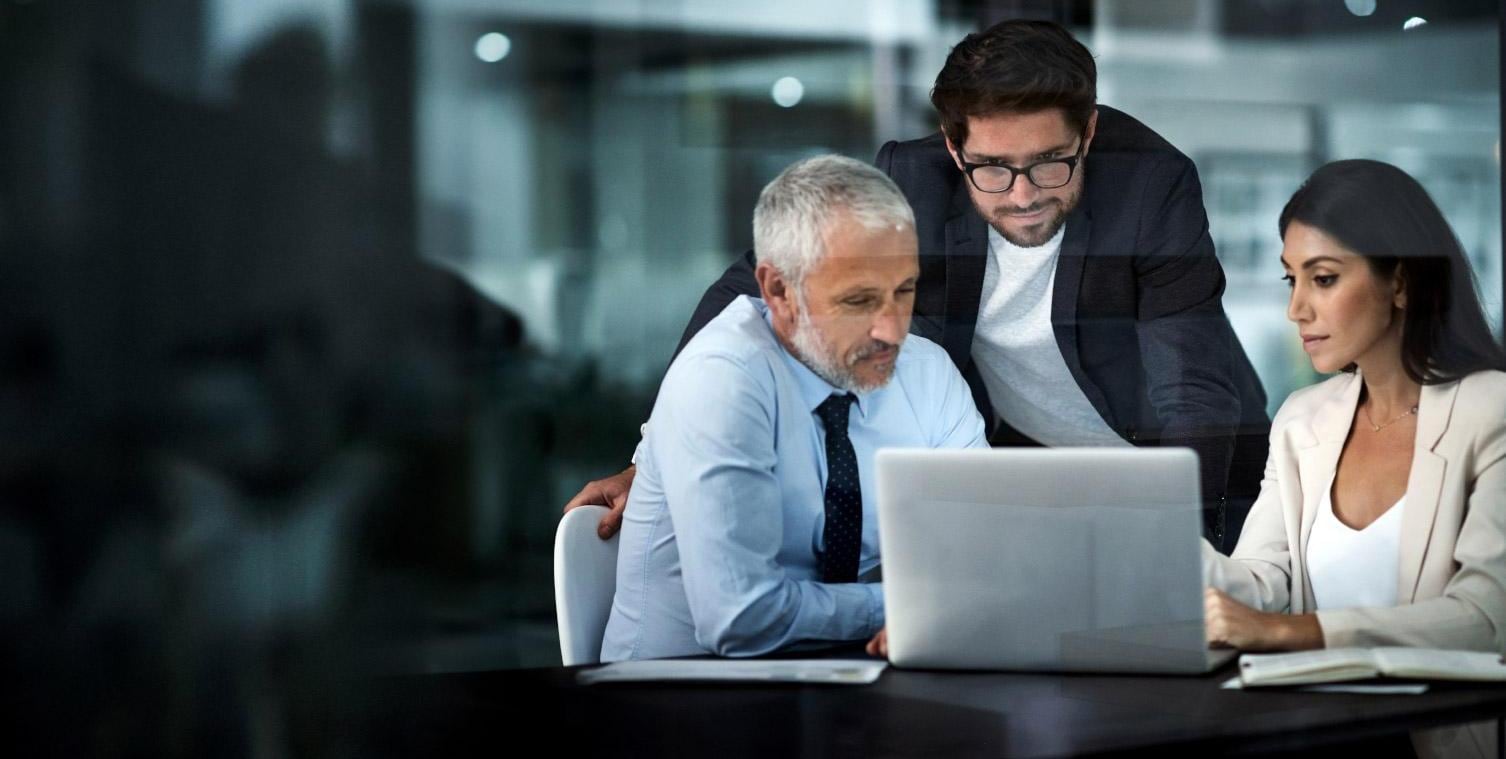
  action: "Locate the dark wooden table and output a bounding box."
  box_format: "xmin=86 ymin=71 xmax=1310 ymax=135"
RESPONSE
xmin=364 ymin=655 xmax=1506 ymax=757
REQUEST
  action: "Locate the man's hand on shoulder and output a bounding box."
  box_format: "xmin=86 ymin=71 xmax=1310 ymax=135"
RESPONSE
xmin=562 ymin=465 xmax=636 ymax=539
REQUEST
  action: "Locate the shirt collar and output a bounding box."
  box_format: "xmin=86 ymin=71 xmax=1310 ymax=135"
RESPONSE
xmin=754 ymin=297 xmax=871 ymax=419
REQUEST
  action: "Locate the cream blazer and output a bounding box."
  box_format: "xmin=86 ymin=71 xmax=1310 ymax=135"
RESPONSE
xmin=1205 ymin=369 xmax=1506 ymax=650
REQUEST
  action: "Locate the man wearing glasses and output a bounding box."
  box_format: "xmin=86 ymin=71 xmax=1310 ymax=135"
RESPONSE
xmin=568 ymin=19 xmax=1268 ymax=553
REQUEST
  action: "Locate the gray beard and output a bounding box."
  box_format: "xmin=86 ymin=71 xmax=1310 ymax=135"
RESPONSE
xmin=788 ymin=298 xmax=896 ymax=394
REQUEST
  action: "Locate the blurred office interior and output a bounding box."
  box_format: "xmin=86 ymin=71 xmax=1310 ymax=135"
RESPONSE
xmin=1 ymin=0 xmax=1499 ymax=755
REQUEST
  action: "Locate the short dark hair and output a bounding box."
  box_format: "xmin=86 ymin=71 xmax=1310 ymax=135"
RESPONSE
xmin=1278 ymin=159 xmax=1506 ymax=384
xmin=930 ymin=19 xmax=1097 ymax=149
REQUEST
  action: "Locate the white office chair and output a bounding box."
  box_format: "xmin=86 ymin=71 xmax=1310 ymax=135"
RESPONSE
xmin=553 ymin=504 xmax=620 ymax=666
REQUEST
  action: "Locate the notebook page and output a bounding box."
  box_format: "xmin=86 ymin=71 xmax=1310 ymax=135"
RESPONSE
xmin=1372 ymin=648 xmax=1506 ymax=682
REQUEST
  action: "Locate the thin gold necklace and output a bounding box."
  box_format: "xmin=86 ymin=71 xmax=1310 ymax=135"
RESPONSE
xmin=1363 ymin=403 xmax=1418 ymax=432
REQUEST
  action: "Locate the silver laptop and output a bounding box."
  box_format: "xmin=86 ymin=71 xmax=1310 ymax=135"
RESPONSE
xmin=876 ymin=447 xmax=1235 ymax=674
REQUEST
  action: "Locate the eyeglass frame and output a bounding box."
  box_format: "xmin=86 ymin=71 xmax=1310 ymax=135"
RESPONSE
xmin=954 ymin=137 xmax=1086 ymax=194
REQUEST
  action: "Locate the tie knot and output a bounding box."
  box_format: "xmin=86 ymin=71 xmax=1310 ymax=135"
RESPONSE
xmin=816 ymin=393 xmax=856 ymax=428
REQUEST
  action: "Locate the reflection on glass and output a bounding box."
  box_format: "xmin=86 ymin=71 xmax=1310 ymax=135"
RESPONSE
xmin=1 ymin=1 xmax=1499 ymax=754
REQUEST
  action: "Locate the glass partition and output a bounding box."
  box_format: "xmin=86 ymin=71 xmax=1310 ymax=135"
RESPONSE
xmin=2 ymin=1 xmax=1497 ymax=753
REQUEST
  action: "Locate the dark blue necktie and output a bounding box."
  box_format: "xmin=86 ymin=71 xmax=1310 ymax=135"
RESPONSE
xmin=816 ymin=393 xmax=861 ymax=584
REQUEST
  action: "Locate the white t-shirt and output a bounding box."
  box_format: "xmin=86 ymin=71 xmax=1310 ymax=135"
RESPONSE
xmin=970 ymin=224 xmax=1129 ymax=447
xmin=1307 ymin=480 xmax=1405 ymax=611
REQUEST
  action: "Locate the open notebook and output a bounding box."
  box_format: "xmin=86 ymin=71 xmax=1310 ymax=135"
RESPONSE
xmin=1235 ymin=648 xmax=1506 ymax=688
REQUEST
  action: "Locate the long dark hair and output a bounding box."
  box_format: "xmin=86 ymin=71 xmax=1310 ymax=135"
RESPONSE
xmin=1278 ymin=159 xmax=1506 ymax=384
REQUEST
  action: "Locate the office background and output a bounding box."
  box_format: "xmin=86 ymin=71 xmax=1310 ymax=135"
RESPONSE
xmin=1 ymin=0 xmax=1500 ymax=755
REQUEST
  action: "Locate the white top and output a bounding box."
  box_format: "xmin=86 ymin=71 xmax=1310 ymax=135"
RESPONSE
xmin=970 ymin=224 xmax=1129 ymax=447
xmin=1306 ymin=479 xmax=1405 ymax=611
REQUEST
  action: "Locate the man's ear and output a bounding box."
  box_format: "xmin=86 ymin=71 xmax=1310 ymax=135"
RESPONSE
xmin=1080 ymin=108 xmax=1099 ymax=157
xmin=942 ymin=130 xmax=965 ymax=171
xmin=756 ymin=261 xmax=797 ymax=324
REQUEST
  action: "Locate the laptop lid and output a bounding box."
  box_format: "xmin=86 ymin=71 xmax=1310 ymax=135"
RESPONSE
xmin=876 ymin=447 xmax=1226 ymax=673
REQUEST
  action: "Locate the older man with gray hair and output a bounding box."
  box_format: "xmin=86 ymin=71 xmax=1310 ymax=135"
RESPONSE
xmin=600 ymin=155 xmax=987 ymax=661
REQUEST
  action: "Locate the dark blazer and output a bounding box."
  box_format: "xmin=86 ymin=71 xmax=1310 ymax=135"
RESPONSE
xmin=675 ymin=106 xmax=1270 ymax=551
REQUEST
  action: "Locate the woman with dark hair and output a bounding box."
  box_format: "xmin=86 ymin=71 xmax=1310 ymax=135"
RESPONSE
xmin=1202 ymin=159 xmax=1506 ymax=662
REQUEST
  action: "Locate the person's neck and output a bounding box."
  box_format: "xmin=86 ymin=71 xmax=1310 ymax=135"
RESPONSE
xmin=1356 ymin=351 xmax=1421 ymax=420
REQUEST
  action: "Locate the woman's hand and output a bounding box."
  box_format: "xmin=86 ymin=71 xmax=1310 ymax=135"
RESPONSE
xmin=1204 ymin=587 xmax=1324 ymax=651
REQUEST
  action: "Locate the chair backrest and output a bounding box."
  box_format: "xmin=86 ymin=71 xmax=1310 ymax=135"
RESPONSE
xmin=553 ymin=505 xmax=620 ymax=666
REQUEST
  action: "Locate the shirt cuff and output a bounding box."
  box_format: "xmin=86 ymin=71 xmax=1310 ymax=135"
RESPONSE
xmin=865 ymin=582 xmax=886 ymax=634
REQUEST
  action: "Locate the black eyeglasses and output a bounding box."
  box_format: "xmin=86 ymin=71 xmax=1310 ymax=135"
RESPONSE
xmin=957 ymin=141 xmax=1083 ymax=193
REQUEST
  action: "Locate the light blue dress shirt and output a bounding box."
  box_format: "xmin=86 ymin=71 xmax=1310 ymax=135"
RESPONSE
xmin=601 ymin=295 xmax=988 ymax=661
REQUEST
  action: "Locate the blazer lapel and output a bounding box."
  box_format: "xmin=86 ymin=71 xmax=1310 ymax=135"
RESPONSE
xmin=1050 ymin=207 xmax=1113 ymax=422
xmin=1397 ymin=380 xmax=1460 ymax=602
xmin=1293 ymin=374 xmax=1363 ymax=610
xmin=941 ymin=180 xmax=988 ymax=366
